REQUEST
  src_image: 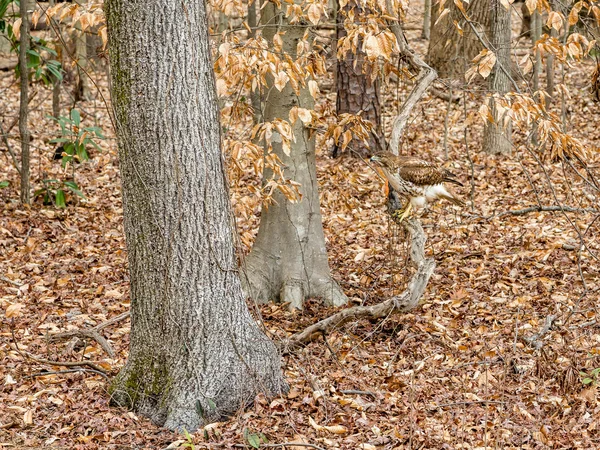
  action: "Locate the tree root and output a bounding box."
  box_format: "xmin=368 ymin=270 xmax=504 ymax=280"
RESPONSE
xmin=283 ymin=214 xmax=435 ymax=352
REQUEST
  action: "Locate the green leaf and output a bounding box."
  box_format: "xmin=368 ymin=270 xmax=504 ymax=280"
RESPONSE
xmin=583 ymin=378 xmax=594 ymax=385
xmin=49 ymin=138 xmax=70 ymax=144
xmin=195 ymin=399 xmax=204 ymax=418
xmin=55 ymin=189 xmax=66 ymax=208
xmin=245 ymin=432 xmax=261 ymax=449
xmin=64 ymin=181 xmax=85 ymax=199
xmin=70 ymin=109 xmax=81 ymax=127
xmin=0 ymin=180 xmax=9 ymax=188
xmin=63 ymin=142 xmax=75 ymax=155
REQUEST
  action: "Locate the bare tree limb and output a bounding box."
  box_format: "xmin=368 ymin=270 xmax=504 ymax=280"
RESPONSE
xmin=384 ymin=0 xmax=437 ymax=155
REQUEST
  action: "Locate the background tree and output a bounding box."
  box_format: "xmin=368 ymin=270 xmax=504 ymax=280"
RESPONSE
xmin=333 ymin=0 xmax=383 ymax=157
xmin=427 ymin=0 xmax=490 ymax=80
xmin=19 ymin=0 xmax=30 ymax=204
xmin=241 ymin=0 xmax=348 ymax=310
xmin=105 ymin=0 xmax=287 ymax=430
xmin=482 ymin=0 xmax=512 ymax=155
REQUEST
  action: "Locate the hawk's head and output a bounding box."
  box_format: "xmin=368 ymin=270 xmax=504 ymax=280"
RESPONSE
xmin=370 ymin=153 xmax=394 ymax=169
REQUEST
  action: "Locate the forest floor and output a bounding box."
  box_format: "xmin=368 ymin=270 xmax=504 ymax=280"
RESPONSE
xmin=2 ymin=5 xmax=600 ymax=450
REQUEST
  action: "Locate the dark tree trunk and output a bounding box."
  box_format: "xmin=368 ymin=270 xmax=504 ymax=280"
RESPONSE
xmin=241 ymin=1 xmax=347 ymax=310
xmin=333 ymin=0 xmax=382 ymax=157
xmin=105 ymin=0 xmax=287 ymax=431
xmin=19 ymin=0 xmax=30 ymax=204
xmin=483 ymin=0 xmax=512 ymax=154
xmin=427 ymin=0 xmax=490 ymax=80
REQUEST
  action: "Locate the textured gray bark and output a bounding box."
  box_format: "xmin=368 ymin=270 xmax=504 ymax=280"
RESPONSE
xmin=105 ymin=0 xmax=287 ymax=431
xmin=483 ymin=0 xmax=512 ymax=155
xmin=427 ymin=0 xmax=490 ymax=80
xmin=422 ymin=0 xmax=432 ymax=40
xmin=241 ymin=2 xmax=347 ymax=310
xmin=74 ymin=0 xmax=90 ymax=102
xmin=333 ymin=0 xmax=383 ymax=157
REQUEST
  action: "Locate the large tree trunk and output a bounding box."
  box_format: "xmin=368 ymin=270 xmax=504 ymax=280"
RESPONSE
xmin=105 ymin=0 xmax=287 ymax=431
xmin=483 ymin=0 xmax=512 ymax=154
xmin=241 ymin=1 xmax=347 ymax=310
xmin=333 ymin=0 xmax=383 ymax=157
xmin=427 ymin=0 xmax=490 ymax=80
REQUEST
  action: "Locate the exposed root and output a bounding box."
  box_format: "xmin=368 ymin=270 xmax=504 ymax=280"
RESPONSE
xmin=283 ymin=215 xmax=435 ymax=352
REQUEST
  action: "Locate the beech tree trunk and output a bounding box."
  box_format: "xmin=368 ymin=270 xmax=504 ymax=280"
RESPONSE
xmin=241 ymin=1 xmax=347 ymax=310
xmin=483 ymin=0 xmax=512 ymax=154
xmin=333 ymin=0 xmax=382 ymax=157
xmin=427 ymin=0 xmax=490 ymax=79
xmin=105 ymin=0 xmax=287 ymax=431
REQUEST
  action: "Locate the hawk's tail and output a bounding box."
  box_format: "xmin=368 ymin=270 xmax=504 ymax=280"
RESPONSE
xmin=443 ymin=175 xmax=464 ymax=187
xmin=440 ymin=187 xmax=465 ymax=207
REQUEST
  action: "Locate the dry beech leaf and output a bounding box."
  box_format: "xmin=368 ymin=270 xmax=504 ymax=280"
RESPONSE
xmin=307 ymin=3 xmax=321 ymax=25
xmin=296 ymin=108 xmax=312 ymax=124
xmin=308 ymin=416 xmax=348 ymax=435
xmin=308 ymin=80 xmax=319 ymax=99
xmin=364 ymin=34 xmax=380 ymax=59
xmin=434 ymin=8 xmax=450 ymax=26
xmin=23 ymin=409 xmax=33 ymax=425
xmin=5 ymin=303 xmax=25 ymax=318
xmin=274 ymin=71 xmax=289 ymax=92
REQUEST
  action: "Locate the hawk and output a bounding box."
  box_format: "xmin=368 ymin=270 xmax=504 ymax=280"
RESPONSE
xmin=370 ymin=152 xmax=465 ymax=221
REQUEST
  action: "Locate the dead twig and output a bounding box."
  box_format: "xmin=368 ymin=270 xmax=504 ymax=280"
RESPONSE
xmin=470 ymin=205 xmax=600 ymax=220
xmin=25 ymin=368 xmax=109 ymax=379
xmin=340 ymin=390 xmax=377 ymax=398
xmin=430 ymin=400 xmax=505 ymax=410
xmin=522 ymin=315 xmax=556 ymax=349
xmin=10 ymin=324 xmax=108 ymax=375
xmin=46 ymin=311 xmax=130 ymax=358
xmin=232 ymin=444 xmax=326 ymax=450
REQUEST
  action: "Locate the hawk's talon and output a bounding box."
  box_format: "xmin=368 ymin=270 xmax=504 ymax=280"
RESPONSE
xmin=392 ymin=203 xmax=413 ymax=223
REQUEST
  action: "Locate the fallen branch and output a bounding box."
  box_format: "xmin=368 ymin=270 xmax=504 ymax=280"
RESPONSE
xmin=522 ymin=314 xmax=556 ymax=350
xmin=46 ymin=311 xmax=130 ymax=358
xmin=429 ymin=400 xmax=505 ymax=410
xmin=23 ymin=352 xmax=107 ymax=375
xmin=10 ymin=325 xmax=108 ymax=375
xmin=25 ymin=368 xmax=109 ymax=379
xmin=233 ymin=443 xmax=326 ymax=450
xmin=470 ymin=205 xmax=600 ymax=220
xmin=283 ymin=212 xmax=435 ymax=352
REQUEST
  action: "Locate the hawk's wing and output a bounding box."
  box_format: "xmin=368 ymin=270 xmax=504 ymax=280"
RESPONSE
xmin=394 ymin=157 xmax=446 ymax=186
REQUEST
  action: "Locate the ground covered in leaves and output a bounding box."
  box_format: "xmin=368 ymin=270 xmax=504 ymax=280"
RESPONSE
xmin=2 ymin=10 xmax=600 ymax=450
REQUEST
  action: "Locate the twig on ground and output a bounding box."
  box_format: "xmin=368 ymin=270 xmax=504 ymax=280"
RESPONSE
xmin=233 ymin=444 xmax=326 ymax=450
xmin=10 ymin=324 xmax=108 ymax=375
xmin=25 ymin=368 xmax=109 ymax=379
xmin=46 ymin=311 xmax=130 ymax=358
xmin=469 ymin=205 xmax=600 ymax=220
xmin=522 ymin=315 xmax=556 ymax=349
xmin=430 ymin=400 xmax=506 ymax=410
xmin=340 ymin=390 xmax=377 ymax=398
